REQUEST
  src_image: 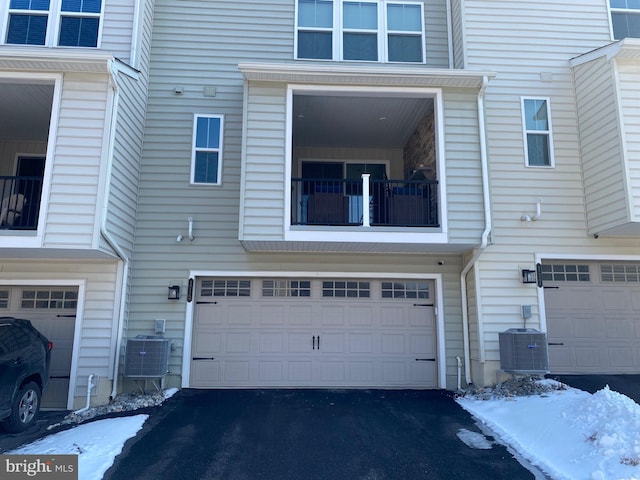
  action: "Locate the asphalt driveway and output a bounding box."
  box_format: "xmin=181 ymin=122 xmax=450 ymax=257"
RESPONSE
xmin=549 ymin=374 xmax=640 ymax=403
xmin=104 ymin=389 xmax=537 ymax=480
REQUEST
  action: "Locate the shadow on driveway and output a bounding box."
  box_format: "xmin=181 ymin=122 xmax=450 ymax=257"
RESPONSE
xmin=104 ymin=389 xmax=536 ymax=480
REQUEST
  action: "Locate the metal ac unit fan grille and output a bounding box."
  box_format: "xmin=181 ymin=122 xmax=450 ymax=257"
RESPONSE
xmin=499 ymin=329 xmax=549 ymax=374
xmin=124 ymin=337 xmax=170 ymax=378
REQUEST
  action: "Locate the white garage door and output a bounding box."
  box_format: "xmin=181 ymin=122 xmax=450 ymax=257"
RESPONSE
xmin=190 ymin=278 xmax=437 ymax=388
xmin=0 ymin=286 xmax=78 ymax=409
xmin=544 ymin=262 xmax=640 ymax=374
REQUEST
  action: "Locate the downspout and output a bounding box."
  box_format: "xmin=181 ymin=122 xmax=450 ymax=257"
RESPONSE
xmin=460 ymin=75 xmax=491 ymax=386
xmin=102 ymin=59 xmax=130 ymax=401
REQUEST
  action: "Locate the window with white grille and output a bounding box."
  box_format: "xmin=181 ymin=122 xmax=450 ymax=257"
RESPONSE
xmin=601 ymin=264 xmax=640 ymax=282
xmin=539 ymin=264 xmax=590 ymax=282
xmin=322 ymin=280 xmax=370 ymax=298
xmin=200 ymin=280 xmax=251 ymax=297
xmin=381 ymin=281 xmax=428 ymax=299
xmin=0 ymin=290 xmax=8 ymax=309
xmin=21 ymin=289 xmax=77 ymax=309
xmin=262 ymin=280 xmax=311 ymax=297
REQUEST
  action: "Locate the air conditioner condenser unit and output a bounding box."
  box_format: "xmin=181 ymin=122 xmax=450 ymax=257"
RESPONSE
xmin=499 ymin=328 xmax=549 ymax=374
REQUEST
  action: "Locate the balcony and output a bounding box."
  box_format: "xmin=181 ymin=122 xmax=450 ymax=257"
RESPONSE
xmin=0 ymin=176 xmax=42 ymax=231
xmin=291 ymin=177 xmax=438 ymax=228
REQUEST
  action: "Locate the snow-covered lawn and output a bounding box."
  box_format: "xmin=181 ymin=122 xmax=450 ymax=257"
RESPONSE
xmin=458 ymin=384 xmax=640 ymax=480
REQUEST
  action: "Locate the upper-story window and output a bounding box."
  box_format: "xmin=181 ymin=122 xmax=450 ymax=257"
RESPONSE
xmin=610 ymin=0 xmax=640 ymax=39
xmin=296 ymin=0 xmax=425 ymax=63
xmin=191 ymin=114 xmax=224 ymax=185
xmin=521 ymin=97 xmax=554 ymax=168
xmin=4 ymin=0 xmax=102 ymax=47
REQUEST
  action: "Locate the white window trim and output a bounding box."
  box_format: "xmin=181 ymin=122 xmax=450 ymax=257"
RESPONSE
xmin=295 ymin=0 xmax=426 ymax=63
xmin=521 ymin=96 xmax=555 ymax=168
xmin=190 ymin=114 xmax=224 ymax=186
xmin=1 ymin=0 xmax=104 ymax=48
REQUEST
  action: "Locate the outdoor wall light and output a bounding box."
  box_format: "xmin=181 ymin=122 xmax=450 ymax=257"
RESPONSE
xmin=521 ymin=269 xmax=537 ymax=284
xmin=168 ymin=285 xmax=180 ymax=300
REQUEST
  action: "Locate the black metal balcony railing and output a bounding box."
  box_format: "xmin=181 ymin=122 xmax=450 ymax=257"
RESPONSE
xmin=0 ymin=176 xmax=43 ymax=230
xmin=291 ymin=177 xmax=439 ymax=227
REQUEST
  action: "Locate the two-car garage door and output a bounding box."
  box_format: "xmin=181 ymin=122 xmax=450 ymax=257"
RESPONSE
xmin=544 ymin=262 xmax=640 ymax=374
xmin=190 ymin=278 xmax=437 ymax=389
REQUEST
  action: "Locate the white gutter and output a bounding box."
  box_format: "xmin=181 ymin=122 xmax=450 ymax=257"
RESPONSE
xmin=460 ymin=75 xmax=492 ymax=386
xmin=102 ymin=59 xmax=130 ymax=401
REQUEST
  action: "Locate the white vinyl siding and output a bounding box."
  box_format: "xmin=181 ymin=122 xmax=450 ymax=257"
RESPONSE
xmin=43 ymin=73 xmax=109 ymax=248
xmin=100 ymin=0 xmax=137 ymax=63
xmin=573 ymin=56 xmax=628 ymax=235
xmin=616 ymin=60 xmax=640 ymax=223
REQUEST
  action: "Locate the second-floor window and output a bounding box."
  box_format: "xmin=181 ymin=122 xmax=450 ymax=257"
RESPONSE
xmin=5 ymin=0 xmax=102 ymax=47
xmin=521 ymin=98 xmax=554 ymax=168
xmin=191 ymin=114 xmax=224 ymax=185
xmin=296 ymin=0 xmax=425 ymax=63
xmin=610 ymin=0 xmax=640 ymax=39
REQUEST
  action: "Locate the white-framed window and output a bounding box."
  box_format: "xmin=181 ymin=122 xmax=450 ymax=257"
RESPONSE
xmin=191 ymin=114 xmax=224 ymax=185
xmin=610 ymin=0 xmax=640 ymax=39
xmin=296 ymin=0 xmax=425 ymax=63
xmin=521 ymin=97 xmax=554 ymax=168
xmin=4 ymin=0 xmax=102 ymax=47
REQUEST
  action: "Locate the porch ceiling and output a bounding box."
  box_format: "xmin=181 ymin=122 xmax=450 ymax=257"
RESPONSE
xmin=0 ymin=81 xmax=53 ymax=142
xmin=293 ymin=94 xmax=433 ymax=148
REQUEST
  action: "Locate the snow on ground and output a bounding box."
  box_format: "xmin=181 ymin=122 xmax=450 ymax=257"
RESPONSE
xmin=8 ymin=415 xmax=147 ymax=480
xmin=6 ymin=388 xmax=179 ymax=480
xmin=458 ymin=382 xmax=640 ymax=480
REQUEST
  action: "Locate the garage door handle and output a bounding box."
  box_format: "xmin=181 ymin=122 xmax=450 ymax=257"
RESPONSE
xmin=193 ymin=357 xmax=215 ymax=361
xmin=196 ymin=301 xmax=218 ymax=305
xmin=415 ymin=358 xmax=436 ymax=362
xmin=56 ymin=314 xmax=76 ymax=318
xmin=548 ymin=342 xmax=564 ymax=346
xmin=413 ymin=303 xmax=434 ymax=307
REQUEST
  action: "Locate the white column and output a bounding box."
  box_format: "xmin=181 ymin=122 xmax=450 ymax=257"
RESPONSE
xmin=361 ymin=173 xmax=370 ymax=227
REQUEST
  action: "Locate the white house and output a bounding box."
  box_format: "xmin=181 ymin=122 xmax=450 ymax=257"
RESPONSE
xmin=0 ymin=0 xmax=153 ymax=409
xmin=125 ymin=0 xmax=640 ymax=395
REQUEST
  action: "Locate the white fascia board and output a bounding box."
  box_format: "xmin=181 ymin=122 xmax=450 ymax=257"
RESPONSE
xmin=238 ymin=62 xmax=496 ymax=89
xmin=0 ymin=47 xmax=116 ymax=73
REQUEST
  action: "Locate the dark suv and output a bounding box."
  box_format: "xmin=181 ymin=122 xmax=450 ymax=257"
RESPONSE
xmin=0 ymin=317 xmax=51 ymax=432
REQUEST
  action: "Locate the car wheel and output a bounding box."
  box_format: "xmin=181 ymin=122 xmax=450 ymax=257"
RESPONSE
xmin=3 ymin=382 xmax=41 ymax=433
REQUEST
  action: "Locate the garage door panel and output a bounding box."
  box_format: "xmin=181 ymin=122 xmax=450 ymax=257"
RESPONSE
xmin=228 ymin=305 xmax=254 ymax=326
xmin=382 ymin=361 xmax=406 ymax=382
xmin=224 ymin=361 xmax=250 ymax=382
xmin=574 ymin=346 xmax=602 ymax=368
xmin=196 ymin=304 xmax=222 ymax=326
xmin=548 ymin=346 xmax=573 ymax=368
xmin=409 ymin=307 xmax=434 ymax=327
xmin=381 ymin=334 xmax=404 ymax=354
xmin=260 ymin=305 xmax=286 ymax=325
xmin=605 ymin=319 xmax=635 ymax=338
xmin=289 ymin=305 xmax=313 ymax=325
xmin=289 ymin=333 xmax=313 ymax=353
xmin=349 ymin=334 xmax=373 ymax=353
xmin=411 ymin=362 xmax=436 ymax=383
xmin=259 ymin=333 xmax=284 ymax=353
xmin=321 ymin=361 xmax=345 ymax=382
xmin=410 ymin=334 xmax=435 ymax=355
xmin=258 ymin=361 xmax=283 ymax=381
xmin=288 ymin=361 xmax=312 ymax=382
xmin=607 ymin=346 xmax=635 ymax=368
xmin=380 ymin=306 xmax=404 ymax=326
xmin=319 ymin=306 xmax=346 ymax=326
xmin=192 ymin=360 xmax=220 ymax=385
xmin=347 ymin=306 xmax=375 ymax=326
xmin=601 ymin=290 xmax=630 ymax=310
xmin=194 ymin=332 xmax=221 ymax=355
xmin=349 ymin=362 xmax=374 ymax=382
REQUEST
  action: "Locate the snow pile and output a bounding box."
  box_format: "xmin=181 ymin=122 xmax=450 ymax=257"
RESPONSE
xmin=571 ymin=386 xmax=640 ymax=467
xmin=458 ymin=383 xmax=640 ymax=480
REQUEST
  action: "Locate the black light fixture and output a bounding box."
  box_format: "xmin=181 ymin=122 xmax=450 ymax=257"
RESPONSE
xmin=168 ymin=285 xmax=180 ymax=300
xmin=521 ymin=269 xmax=537 ymax=284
